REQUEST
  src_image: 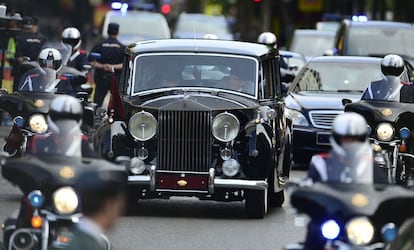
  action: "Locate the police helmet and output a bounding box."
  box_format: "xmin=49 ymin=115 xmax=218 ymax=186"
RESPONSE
xmin=381 ymin=54 xmax=405 ymax=77
xmin=257 ymin=32 xmax=277 ymax=48
xmin=38 ymin=48 xmax=62 ymax=71
xmin=62 ymin=27 xmax=81 ymax=50
xmin=48 ymin=95 xmax=83 ymax=134
xmin=330 ymin=112 xmax=368 ymax=155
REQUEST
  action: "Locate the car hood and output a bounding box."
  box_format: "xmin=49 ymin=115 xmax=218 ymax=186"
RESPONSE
xmin=136 ymin=93 xmax=258 ymax=111
xmin=286 ymin=92 xmax=361 ymax=110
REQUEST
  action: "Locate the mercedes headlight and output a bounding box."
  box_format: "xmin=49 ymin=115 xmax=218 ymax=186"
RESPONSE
xmin=29 ymin=114 xmax=48 ymax=133
xmin=346 ymin=217 xmax=374 ymax=245
xmin=53 ymin=187 xmax=79 ymax=214
xmin=129 ymin=111 xmax=157 ymax=141
xmin=284 ymin=108 xmax=309 ymax=126
xmin=212 ymin=112 xmax=240 ymax=142
xmin=376 ymin=123 xmax=394 ymax=141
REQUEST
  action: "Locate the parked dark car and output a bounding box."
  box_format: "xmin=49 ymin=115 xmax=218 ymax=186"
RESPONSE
xmin=93 ymin=39 xmax=292 ymax=218
xmin=285 ymin=56 xmax=384 ymax=168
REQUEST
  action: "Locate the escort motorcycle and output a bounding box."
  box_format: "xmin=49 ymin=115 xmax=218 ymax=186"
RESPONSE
xmin=344 ymin=75 xmax=414 ymax=186
xmin=283 ymin=181 xmax=414 ymax=249
xmin=0 ymin=129 xmax=126 ymax=250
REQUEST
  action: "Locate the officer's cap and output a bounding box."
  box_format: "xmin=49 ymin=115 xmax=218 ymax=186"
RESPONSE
xmin=22 ymin=16 xmax=34 ymax=29
xmin=107 ymin=22 xmax=120 ymax=35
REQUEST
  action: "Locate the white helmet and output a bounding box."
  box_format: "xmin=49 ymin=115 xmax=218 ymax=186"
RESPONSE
xmin=330 ymin=112 xmax=369 ymax=156
xmin=257 ymin=32 xmax=277 ymax=48
xmin=38 ymin=48 xmax=62 ymax=71
xmin=48 ymin=95 xmax=83 ymax=135
xmin=381 ymin=54 xmax=405 ymax=77
xmin=62 ymin=27 xmax=81 ymax=50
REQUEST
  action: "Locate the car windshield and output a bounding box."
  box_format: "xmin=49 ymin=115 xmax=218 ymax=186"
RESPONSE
xmin=175 ymin=14 xmax=232 ymax=37
xmin=347 ymin=26 xmax=414 ymax=56
xmin=292 ymin=61 xmax=385 ymax=93
xmin=132 ymin=53 xmax=258 ymax=96
xmin=290 ymin=32 xmax=335 ymax=57
xmin=107 ymin=12 xmax=169 ymax=37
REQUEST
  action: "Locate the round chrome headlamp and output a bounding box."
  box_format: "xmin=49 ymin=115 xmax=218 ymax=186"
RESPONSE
xmin=222 ymin=158 xmax=240 ymax=177
xmin=128 ymin=111 xmax=157 ymax=141
xmin=52 ymin=187 xmax=79 ymax=214
xmin=212 ymin=112 xmax=240 ymax=142
xmin=29 ymin=114 xmax=48 ymax=133
xmin=129 ymin=157 xmax=145 ymax=175
xmin=376 ymin=123 xmax=394 ymax=141
xmin=346 ymin=217 xmax=374 ymax=245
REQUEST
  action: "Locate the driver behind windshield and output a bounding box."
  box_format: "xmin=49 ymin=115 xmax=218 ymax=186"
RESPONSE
xmin=361 ymin=54 xmax=414 ymax=103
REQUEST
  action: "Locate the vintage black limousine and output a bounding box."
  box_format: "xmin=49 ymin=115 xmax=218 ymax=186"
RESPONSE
xmin=93 ymin=39 xmax=292 ymax=218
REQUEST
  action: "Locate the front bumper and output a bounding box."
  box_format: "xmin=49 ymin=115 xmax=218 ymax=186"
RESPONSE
xmin=127 ymin=166 xmax=268 ymax=194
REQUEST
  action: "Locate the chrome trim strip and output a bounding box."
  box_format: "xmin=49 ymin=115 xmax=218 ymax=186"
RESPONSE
xmin=150 ymin=165 xmax=156 ymax=191
xmin=208 ymin=168 xmax=215 ymax=194
xmin=214 ymin=179 xmax=268 ymax=190
xmin=309 ymin=110 xmax=343 ymax=129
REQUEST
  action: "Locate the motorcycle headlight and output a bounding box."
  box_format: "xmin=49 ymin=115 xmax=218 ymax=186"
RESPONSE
xmin=129 ymin=111 xmax=157 ymax=141
xmin=284 ymin=108 xmax=309 ymax=126
xmin=53 ymin=187 xmax=79 ymax=214
xmin=376 ymin=123 xmax=394 ymax=141
xmin=29 ymin=114 xmax=48 ymax=133
xmin=212 ymin=112 xmax=240 ymax=142
xmin=346 ymin=217 xmax=374 ymax=245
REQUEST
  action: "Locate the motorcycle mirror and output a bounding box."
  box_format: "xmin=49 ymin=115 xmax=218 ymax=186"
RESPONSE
xmin=83 ymin=64 xmax=92 ymax=71
xmin=342 ymin=98 xmax=352 ymax=106
xmin=0 ymin=88 xmax=8 ymax=95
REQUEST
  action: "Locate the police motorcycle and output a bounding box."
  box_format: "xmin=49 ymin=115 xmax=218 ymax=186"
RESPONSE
xmin=344 ymin=75 xmax=414 ymax=186
xmin=283 ymin=179 xmax=414 ymax=250
xmin=0 ymin=117 xmax=127 ymax=250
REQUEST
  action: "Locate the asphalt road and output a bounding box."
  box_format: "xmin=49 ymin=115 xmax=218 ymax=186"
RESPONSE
xmin=0 ymin=125 xmax=307 ymax=250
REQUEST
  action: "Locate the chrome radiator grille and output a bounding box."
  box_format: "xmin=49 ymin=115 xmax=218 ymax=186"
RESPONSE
xmin=158 ymin=110 xmax=212 ymax=172
xmin=309 ymin=110 xmax=343 ymax=129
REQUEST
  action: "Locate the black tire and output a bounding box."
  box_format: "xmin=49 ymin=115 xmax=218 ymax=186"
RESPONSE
xmin=245 ymin=189 xmax=267 ymax=219
xmin=269 ymin=190 xmax=285 ymax=207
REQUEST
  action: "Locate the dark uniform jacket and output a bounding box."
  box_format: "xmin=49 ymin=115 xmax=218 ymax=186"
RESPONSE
xmin=89 ymin=37 xmax=125 ymax=80
xmin=63 ymin=218 xmax=110 ymax=250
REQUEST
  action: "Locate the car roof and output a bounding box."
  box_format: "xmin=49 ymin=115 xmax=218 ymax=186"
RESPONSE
xmin=292 ymin=29 xmax=336 ymax=36
xmin=126 ymin=39 xmax=277 ymax=58
xmin=343 ymin=20 xmax=414 ymax=28
xmin=307 ymin=55 xmax=382 ymax=63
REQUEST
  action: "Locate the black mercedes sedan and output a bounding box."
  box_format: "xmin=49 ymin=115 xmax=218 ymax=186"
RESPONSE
xmin=285 ymin=56 xmax=384 ymax=168
xmin=93 ymin=38 xmax=292 ymax=218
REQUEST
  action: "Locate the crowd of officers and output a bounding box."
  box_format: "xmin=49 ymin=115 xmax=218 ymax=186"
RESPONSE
xmin=3 ymin=13 xmax=126 ymax=250
xmin=5 ymin=14 xmax=125 ymax=107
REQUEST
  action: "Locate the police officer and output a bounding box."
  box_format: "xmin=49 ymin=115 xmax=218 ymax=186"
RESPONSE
xmin=61 ymin=27 xmax=88 ymax=71
xmin=89 ymin=22 xmax=125 ymax=107
xmin=63 ymin=163 xmax=127 ymax=250
xmin=12 ymin=16 xmax=46 ymax=92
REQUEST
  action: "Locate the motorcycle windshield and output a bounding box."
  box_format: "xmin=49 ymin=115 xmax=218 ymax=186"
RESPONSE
xmin=17 ymin=67 xmax=58 ymax=93
xmin=361 ymin=76 xmax=403 ymax=102
xmin=28 ymin=122 xmax=82 ymax=158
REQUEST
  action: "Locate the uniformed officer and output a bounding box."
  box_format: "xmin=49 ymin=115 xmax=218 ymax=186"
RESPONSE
xmin=89 ymin=22 xmax=125 ymax=107
xmin=63 ymin=163 xmax=127 ymax=250
xmin=12 ymin=16 xmax=46 ymax=92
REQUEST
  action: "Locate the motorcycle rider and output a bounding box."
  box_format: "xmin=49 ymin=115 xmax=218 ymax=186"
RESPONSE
xmin=305 ymin=112 xmax=387 ymax=249
xmin=27 ymin=95 xmax=97 ymax=158
xmin=361 ymin=54 xmax=414 ymax=103
xmin=61 ymin=27 xmax=89 ymax=72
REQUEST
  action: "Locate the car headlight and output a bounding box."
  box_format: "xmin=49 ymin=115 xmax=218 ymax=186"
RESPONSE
xmin=212 ymin=112 xmax=240 ymax=142
xmin=53 ymin=187 xmax=79 ymax=214
xmin=346 ymin=217 xmax=374 ymax=245
xmin=29 ymin=114 xmax=48 ymax=133
xmin=129 ymin=111 xmax=157 ymax=141
xmin=284 ymin=108 xmax=309 ymax=126
xmin=376 ymin=123 xmax=394 ymax=141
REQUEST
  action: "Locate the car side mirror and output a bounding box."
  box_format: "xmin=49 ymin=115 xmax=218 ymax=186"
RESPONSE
xmin=342 ymin=98 xmax=352 ymax=106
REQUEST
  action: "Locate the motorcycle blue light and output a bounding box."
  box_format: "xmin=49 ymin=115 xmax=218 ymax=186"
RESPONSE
xmin=399 ymin=127 xmax=411 ymax=140
xmin=381 ymin=223 xmax=398 ymax=243
xmin=28 ymin=190 xmax=44 ymax=208
xmin=13 ymin=116 xmax=24 ymax=128
xmin=321 ymin=220 xmax=340 ymax=240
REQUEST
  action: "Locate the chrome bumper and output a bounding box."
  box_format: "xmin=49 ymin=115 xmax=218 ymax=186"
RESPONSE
xmin=127 ymin=166 xmax=268 ymax=193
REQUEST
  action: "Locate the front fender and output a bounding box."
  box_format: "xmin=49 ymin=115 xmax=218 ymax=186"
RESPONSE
xmin=93 ymin=120 xmax=112 ymax=160
xmin=242 ymin=122 xmax=274 ymax=178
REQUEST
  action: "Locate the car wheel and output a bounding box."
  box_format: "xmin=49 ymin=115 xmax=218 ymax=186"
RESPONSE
xmin=245 ymin=189 xmax=267 ymax=219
